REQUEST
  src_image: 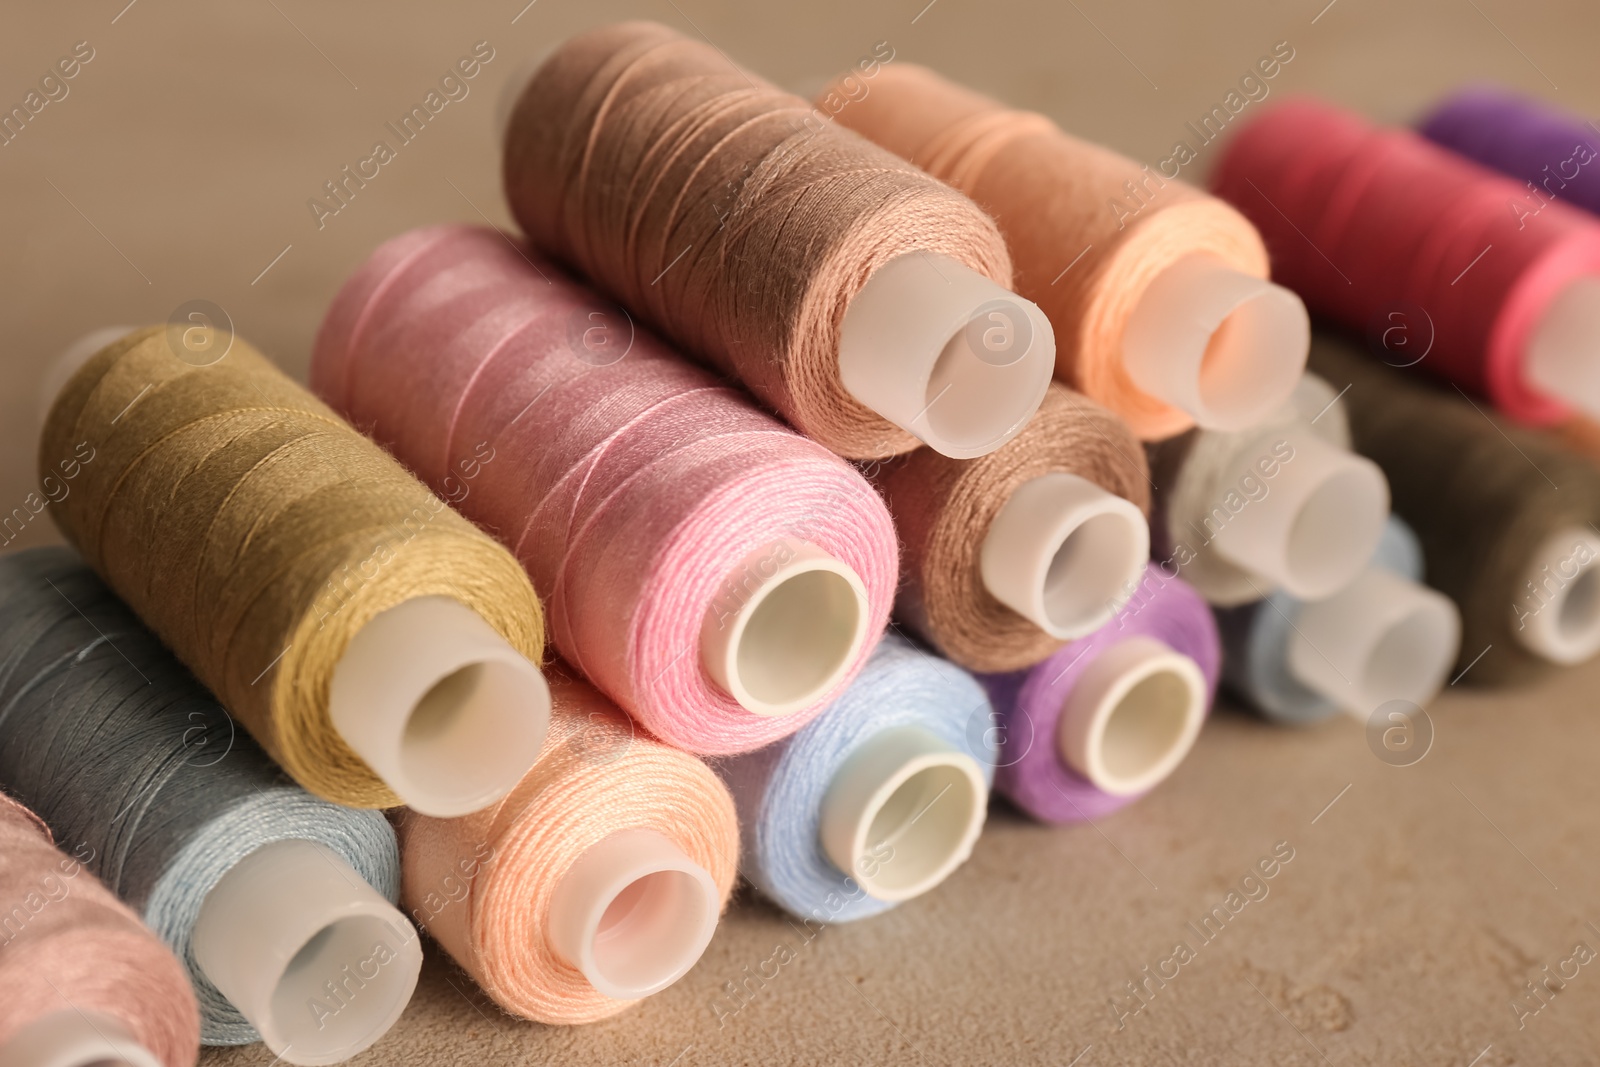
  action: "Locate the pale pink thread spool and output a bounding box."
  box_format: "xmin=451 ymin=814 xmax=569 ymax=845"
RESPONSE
xmin=313 ymin=224 xmax=899 ymax=755
xmin=0 ymin=793 xmax=198 ymax=1067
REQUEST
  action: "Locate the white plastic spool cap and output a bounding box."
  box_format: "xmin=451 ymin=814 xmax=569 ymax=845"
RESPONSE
xmin=1290 ymin=567 xmax=1461 ymax=717
xmin=979 ymin=472 xmax=1150 ymax=639
xmin=190 ymin=839 xmax=423 ymax=1067
xmin=546 ymin=829 xmax=720 ymax=1001
xmin=330 ymin=596 xmax=551 ymax=817
xmin=0 ymin=1010 xmax=162 ymax=1067
xmin=818 ymin=725 xmax=988 ymax=902
xmin=839 ymin=252 xmax=1056 ymax=459
xmin=1055 ymin=635 xmax=1207 ymax=797
xmin=1122 ymin=255 xmax=1310 ymax=431
xmin=1209 ymin=430 xmax=1389 ymax=599
xmin=1513 ymin=526 xmax=1600 ymax=665
xmin=700 ymin=540 xmax=872 ymax=718
xmin=39 ymin=327 xmax=137 ymax=430
xmin=1525 ymin=276 xmax=1600 ymax=419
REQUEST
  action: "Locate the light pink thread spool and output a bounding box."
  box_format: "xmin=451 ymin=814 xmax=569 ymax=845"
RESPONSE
xmin=313 ymin=225 xmax=898 ymax=755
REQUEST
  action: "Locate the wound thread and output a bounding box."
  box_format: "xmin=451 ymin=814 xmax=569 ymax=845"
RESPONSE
xmin=39 ymin=327 xmax=544 ymax=808
xmin=313 ymin=224 xmax=898 ymax=755
xmin=397 ymin=669 xmax=738 ymax=1025
xmin=873 ymin=382 xmax=1150 ymax=672
xmin=1213 ymin=97 xmax=1600 ymax=424
xmin=1307 ymin=336 xmax=1600 ymax=683
xmin=826 ymin=62 xmax=1278 ymax=440
xmin=0 ymin=792 xmax=198 ymax=1067
xmin=978 ymin=565 xmax=1218 ymax=823
xmin=0 ymin=547 xmax=405 ymax=1044
xmin=501 ymin=21 xmax=1017 ymax=459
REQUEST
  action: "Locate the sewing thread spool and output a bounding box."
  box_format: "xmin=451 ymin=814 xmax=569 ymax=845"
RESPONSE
xmin=1213 ymin=97 xmax=1600 ymax=425
xmin=39 ymin=326 xmax=549 ymax=814
xmin=719 ymin=634 xmax=992 ymax=922
xmin=500 ymin=21 xmax=1057 ymax=461
xmin=1419 ymin=87 xmax=1600 ymax=220
xmin=979 ymin=565 xmax=1217 ymax=823
xmin=1308 ymin=336 xmax=1600 ymax=682
xmin=825 ymin=62 xmax=1310 ymax=440
xmin=0 ymin=547 xmax=420 ymax=1061
xmin=398 ymin=668 xmax=737 ymax=1024
xmin=0 ymin=793 xmax=198 ymax=1067
xmin=872 ymin=382 xmax=1151 ymax=673
xmin=1147 ymin=373 xmax=1389 ymax=606
xmin=313 ymin=223 xmax=898 ymax=755
xmin=1216 ymin=516 xmax=1460 ymax=724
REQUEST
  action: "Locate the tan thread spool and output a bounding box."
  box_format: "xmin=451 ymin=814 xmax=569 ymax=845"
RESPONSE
xmin=873 ymin=383 xmax=1151 ymax=673
xmin=503 ymin=21 xmax=1040 ymax=461
xmin=828 ymin=63 xmax=1304 ymax=441
xmin=40 ymin=327 xmax=546 ymax=808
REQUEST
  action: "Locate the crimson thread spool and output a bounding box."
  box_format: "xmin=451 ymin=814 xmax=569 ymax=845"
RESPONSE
xmin=872 ymin=382 xmax=1152 ymax=673
xmin=398 ymin=669 xmax=738 ymax=1025
xmin=0 ymin=793 xmax=198 ymax=1067
xmin=500 ymin=21 xmax=1057 ymax=461
xmin=39 ymin=327 xmax=549 ymax=815
xmin=1216 ymin=515 xmax=1460 ymax=725
xmin=313 ymin=224 xmax=898 ymax=755
xmin=1213 ymin=97 xmax=1600 ymax=426
xmin=826 ymin=62 xmax=1310 ymax=441
xmin=979 ymin=565 xmax=1218 ymax=823
xmin=1308 ymin=336 xmax=1600 ymax=684
xmin=1146 ymin=374 xmax=1389 ymax=607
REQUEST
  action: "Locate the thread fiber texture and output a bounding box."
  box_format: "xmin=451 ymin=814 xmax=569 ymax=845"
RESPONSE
xmin=313 ymin=224 xmax=898 ymax=755
xmin=827 ymin=63 xmax=1271 ymax=441
xmin=1308 ymin=336 xmax=1600 ymax=684
xmin=717 ymin=634 xmax=995 ymax=923
xmin=501 ymin=21 xmax=1015 ymax=459
xmin=0 ymin=546 xmax=405 ymax=1045
xmin=979 ymin=565 xmax=1219 ymax=823
xmin=397 ymin=669 xmax=738 ymax=1025
xmin=873 ymin=382 xmax=1150 ymax=672
xmin=1213 ymin=97 xmax=1600 ymax=425
xmin=1420 ymin=87 xmax=1600 ymax=218
xmin=1215 ymin=515 xmax=1422 ymax=725
xmin=0 ymin=792 xmax=199 ymax=1067
xmin=39 ymin=327 xmax=544 ymax=808
xmin=1146 ymin=374 xmax=1349 ymax=606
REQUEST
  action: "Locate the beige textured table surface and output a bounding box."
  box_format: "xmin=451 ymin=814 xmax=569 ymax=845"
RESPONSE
xmin=5 ymin=1 xmax=1600 ymax=1063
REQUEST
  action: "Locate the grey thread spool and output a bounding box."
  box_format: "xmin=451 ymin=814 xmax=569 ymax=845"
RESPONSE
xmin=1308 ymin=337 xmax=1600 ymax=684
xmin=0 ymin=546 xmax=418 ymax=1060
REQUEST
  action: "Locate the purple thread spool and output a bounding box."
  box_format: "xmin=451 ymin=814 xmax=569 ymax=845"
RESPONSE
xmin=979 ymin=564 xmax=1220 ymax=823
xmin=1420 ymin=86 xmax=1600 ymax=218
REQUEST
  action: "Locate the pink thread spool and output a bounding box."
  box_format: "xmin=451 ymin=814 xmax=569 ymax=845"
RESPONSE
xmin=0 ymin=793 xmax=198 ymax=1067
xmin=314 ymin=225 xmax=898 ymax=755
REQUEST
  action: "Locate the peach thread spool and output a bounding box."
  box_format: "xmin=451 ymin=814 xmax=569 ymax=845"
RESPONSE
xmin=397 ymin=669 xmax=738 ymax=1024
xmin=826 ymin=62 xmax=1310 ymax=441
xmin=499 ymin=21 xmax=1056 ymax=461
xmin=38 ymin=327 xmax=550 ymax=815
xmin=0 ymin=793 xmax=198 ymax=1067
xmin=872 ymin=382 xmax=1152 ymax=673
xmin=312 ymin=224 xmax=899 ymax=756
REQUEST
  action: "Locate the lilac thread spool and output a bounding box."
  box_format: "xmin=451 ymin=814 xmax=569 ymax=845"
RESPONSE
xmin=979 ymin=564 xmax=1219 ymax=823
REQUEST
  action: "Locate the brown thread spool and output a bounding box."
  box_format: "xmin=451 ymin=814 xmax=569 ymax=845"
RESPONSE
xmin=1308 ymin=336 xmax=1600 ymax=683
xmin=825 ymin=63 xmax=1308 ymax=441
xmin=872 ymin=383 xmax=1151 ymax=672
xmin=40 ymin=327 xmax=548 ymax=812
xmin=501 ymin=21 xmax=1055 ymax=461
